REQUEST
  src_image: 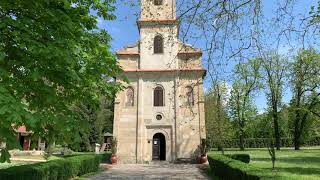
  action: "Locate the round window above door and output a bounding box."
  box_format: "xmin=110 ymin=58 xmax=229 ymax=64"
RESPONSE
xmin=156 ymin=114 xmax=163 ymax=120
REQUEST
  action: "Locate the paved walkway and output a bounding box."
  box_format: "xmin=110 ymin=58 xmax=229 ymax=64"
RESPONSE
xmin=90 ymin=163 xmax=211 ymax=180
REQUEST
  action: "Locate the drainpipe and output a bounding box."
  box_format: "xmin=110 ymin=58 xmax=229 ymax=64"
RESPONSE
xmin=174 ymin=72 xmax=178 ymax=161
xmin=197 ymin=78 xmax=202 ymax=143
xmin=136 ymin=75 xmax=140 ymax=163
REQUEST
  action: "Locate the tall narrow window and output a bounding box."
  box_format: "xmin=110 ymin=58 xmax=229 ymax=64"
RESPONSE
xmin=126 ymin=87 xmax=134 ymax=106
xmin=154 ymin=35 xmax=164 ymax=54
xmin=154 ymin=86 xmax=164 ymax=106
xmin=186 ymin=86 xmax=194 ymax=106
xmin=154 ymin=0 xmax=163 ymax=5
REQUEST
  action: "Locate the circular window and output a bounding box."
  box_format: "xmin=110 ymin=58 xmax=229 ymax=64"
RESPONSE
xmin=156 ymin=114 xmax=163 ymax=120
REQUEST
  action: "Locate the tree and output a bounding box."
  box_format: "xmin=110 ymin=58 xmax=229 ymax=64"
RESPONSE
xmin=0 ymin=0 xmax=122 ymax=158
xmin=70 ymin=96 xmax=114 ymax=152
xmin=228 ymin=59 xmax=261 ymax=150
xmin=290 ymin=49 xmax=320 ymax=150
xmin=205 ymin=81 xmax=231 ymax=153
xmin=260 ymin=53 xmax=288 ymax=150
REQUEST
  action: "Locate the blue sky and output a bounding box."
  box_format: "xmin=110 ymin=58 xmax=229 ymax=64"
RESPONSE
xmin=98 ymin=0 xmax=318 ymax=113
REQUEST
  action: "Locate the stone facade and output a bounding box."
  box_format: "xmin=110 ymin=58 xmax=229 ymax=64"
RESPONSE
xmin=113 ymin=0 xmax=206 ymax=163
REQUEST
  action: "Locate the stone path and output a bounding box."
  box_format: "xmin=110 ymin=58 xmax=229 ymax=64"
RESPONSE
xmin=90 ymin=163 xmax=211 ymax=180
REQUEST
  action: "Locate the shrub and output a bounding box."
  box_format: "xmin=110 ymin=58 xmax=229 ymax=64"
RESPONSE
xmin=0 ymin=153 xmax=111 ymax=180
xmin=225 ymin=154 xmax=250 ymax=163
xmin=207 ymin=154 xmax=274 ymax=180
xmin=207 ymin=136 xmax=320 ymax=149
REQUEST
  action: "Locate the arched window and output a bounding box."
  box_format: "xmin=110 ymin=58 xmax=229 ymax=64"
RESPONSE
xmin=186 ymin=86 xmax=194 ymax=106
xmin=126 ymin=87 xmax=134 ymax=106
xmin=154 ymin=0 xmax=163 ymax=5
xmin=154 ymin=35 xmax=164 ymax=54
xmin=154 ymin=86 xmax=164 ymax=106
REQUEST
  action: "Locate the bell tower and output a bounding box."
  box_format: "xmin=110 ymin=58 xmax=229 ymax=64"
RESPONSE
xmin=140 ymin=0 xmax=176 ymax=20
xmin=138 ymin=0 xmax=179 ymax=69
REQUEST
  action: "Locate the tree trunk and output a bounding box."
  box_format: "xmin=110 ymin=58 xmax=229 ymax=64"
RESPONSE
xmin=272 ymin=109 xmax=281 ymax=150
xmin=294 ymin=128 xmax=301 ymax=150
xmin=294 ymin=111 xmax=301 ymax=150
xmin=293 ymin=91 xmax=302 ymax=150
xmin=239 ymin=128 xmax=245 ymax=151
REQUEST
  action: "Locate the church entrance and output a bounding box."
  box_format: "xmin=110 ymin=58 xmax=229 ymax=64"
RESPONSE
xmin=152 ymin=133 xmax=166 ymax=161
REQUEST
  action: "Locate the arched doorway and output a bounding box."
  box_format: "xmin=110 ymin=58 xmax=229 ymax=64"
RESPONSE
xmin=152 ymin=133 xmax=166 ymax=161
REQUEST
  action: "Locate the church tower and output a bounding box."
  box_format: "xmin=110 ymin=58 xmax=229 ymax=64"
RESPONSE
xmin=139 ymin=0 xmax=179 ymax=69
xmin=113 ymin=0 xmax=206 ymax=163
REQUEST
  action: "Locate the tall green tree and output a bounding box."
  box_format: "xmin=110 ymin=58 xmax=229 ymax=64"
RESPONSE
xmin=205 ymin=81 xmax=232 ymax=152
xmin=261 ymin=53 xmax=288 ymax=150
xmin=0 ymin=0 xmax=122 ymax=159
xmin=70 ymin=96 xmax=114 ymax=152
xmin=228 ymin=59 xmax=261 ymax=150
xmin=290 ymin=49 xmax=320 ymax=150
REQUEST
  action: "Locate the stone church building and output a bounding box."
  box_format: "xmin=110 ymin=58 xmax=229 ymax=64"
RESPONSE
xmin=113 ymin=0 xmax=206 ymax=163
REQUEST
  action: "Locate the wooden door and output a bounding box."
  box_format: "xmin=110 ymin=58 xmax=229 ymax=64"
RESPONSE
xmin=152 ymin=137 xmax=160 ymax=160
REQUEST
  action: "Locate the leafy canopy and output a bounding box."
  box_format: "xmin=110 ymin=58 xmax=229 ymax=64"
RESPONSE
xmin=0 ymin=0 xmax=122 ymax=155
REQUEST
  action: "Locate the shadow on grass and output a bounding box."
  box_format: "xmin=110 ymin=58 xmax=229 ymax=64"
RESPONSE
xmin=279 ymin=156 xmax=320 ymax=165
xmin=276 ymin=167 xmax=320 ymax=176
xmin=251 ymin=157 xmax=271 ymax=162
xmin=253 ymin=156 xmax=320 ymax=165
xmin=252 ymin=157 xmax=320 ymax=177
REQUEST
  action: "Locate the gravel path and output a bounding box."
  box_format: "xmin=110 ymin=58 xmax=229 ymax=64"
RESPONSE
xmin=89 ymin=163 xmax=211 ymax=180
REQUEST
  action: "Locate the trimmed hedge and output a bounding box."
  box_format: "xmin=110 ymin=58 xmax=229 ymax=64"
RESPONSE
xmin=207 ymin=136 xmax=320 ymax=149
xmin=226 ymin=154 xmax=250 ymax=163
xmin=208 ymin=154 xmax=275 ymax=180
xmin=0 ymin=153 xmax=111 ymax=180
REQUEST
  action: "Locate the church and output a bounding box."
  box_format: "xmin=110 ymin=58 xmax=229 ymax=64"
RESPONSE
xmin=113 ymin=0 xmax=206 ymax=163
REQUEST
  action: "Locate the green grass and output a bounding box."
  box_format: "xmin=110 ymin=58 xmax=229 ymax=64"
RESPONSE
xmin=210 ymin=147 xmax=320 ymax=179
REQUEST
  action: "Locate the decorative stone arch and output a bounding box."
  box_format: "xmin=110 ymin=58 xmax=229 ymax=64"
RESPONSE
xmin=150 ymin=128 xmax=170 ymax=141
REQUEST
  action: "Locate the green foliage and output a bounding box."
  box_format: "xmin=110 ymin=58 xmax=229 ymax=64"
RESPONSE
xmin=289 ymin=49 xmax=320 ymax=149
xmin=0 ymin=153 xmax=111 ymax=180
xmin=207 ymin=153 xmax=274 ymax=180
xmin=199 ymin=139 xmax=208 ymax=155
xmin=225 ymin=154 xmax=250 ymax=163
xmin=310 ymin=1 xmax=320 ymax=23
xmin=205 ymin=81 xmax=232 ymax=150
xmin=69 ymin=96 xmax=114 ymax=152
xmin=110 ymin=137 xmax=117 ymax=154
xmin=228 ymin=58 xmax=261 ymax=150
xmin=0 ymin=149 xmax=11 ymax=163
xmin=261 ymin=52 xmax=289 ymax=150
xmin=207 ymin=136 xmax=320 ymax=149
xmin=0 ymin=0 xmax=123 ymax=159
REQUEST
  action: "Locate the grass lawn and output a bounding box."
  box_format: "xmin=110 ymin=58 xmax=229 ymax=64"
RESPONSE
xmin=210 ymin=147 xmax=320 ymax=179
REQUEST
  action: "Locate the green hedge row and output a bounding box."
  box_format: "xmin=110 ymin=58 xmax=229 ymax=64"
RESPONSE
xmin=225 ymin=154 xmax=250 ymax=163
xmin=207 ymin=154 xmax=275 ymax=180
xmin=207 ymin=136 xmax=320 ymax=149
xmin=0 ymin=153 xmax=111 ymax=180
